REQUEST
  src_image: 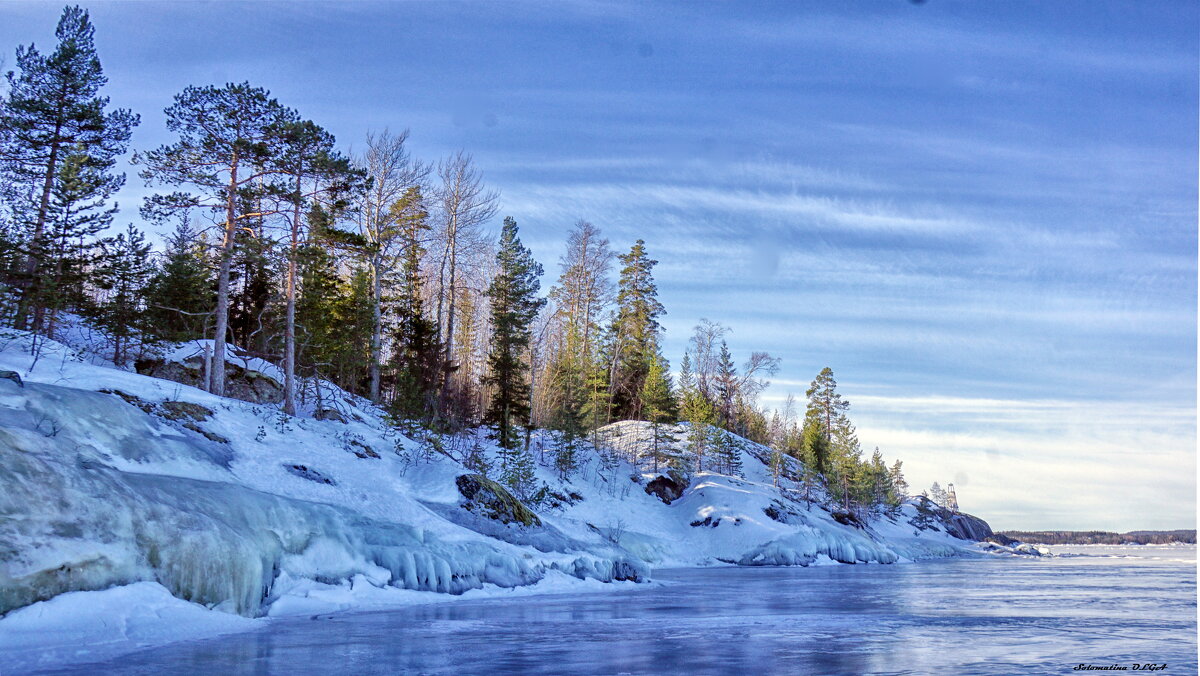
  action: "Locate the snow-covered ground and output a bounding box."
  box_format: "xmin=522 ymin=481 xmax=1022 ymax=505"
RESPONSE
xmin=0 ymin=329 xmax=989 ymax=672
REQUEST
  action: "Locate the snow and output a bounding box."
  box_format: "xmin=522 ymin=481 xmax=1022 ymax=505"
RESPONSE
xmin=0 ymin=328 xmax=987 ymax=673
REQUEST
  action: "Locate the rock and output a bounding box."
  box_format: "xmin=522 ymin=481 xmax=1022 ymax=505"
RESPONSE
xmin=284 ymin=464 xmax=335 ymax=485
xmin=985 ymin=533 xmax=1019 ymax=547
xmin=455 ymin=474 xmax=541 ymax=527
xmin=644 ymin=475 xmax=684 ymax=504
xmin=0 ymin=370 xmax=23 ymax=387
xmin=160 ymin=401 xmax=214 ymax=422
xmin=135 ymin=358 xmax=283 ymax=405
xmin=182 ymin=422 xmax=229 ymax=445
xmin=832 ymin=511 xmax=866 ymax=529
xmin=347 ymin=439 xmax=380 ymax=459
xmin=314 ymin=408 xmax=347 ymax=423
xmin=909 ymin=496 xmax=994 ymax=541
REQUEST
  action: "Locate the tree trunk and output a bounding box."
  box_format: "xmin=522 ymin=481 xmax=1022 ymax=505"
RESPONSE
xmin=18 ymin=119 xmax=64 ymax=332
xmin=438 ymin=212 xmax=458 ymax=415
xmin=283 ymin=175 xmax=300 ymax=416
xmin=210 ymin=154 xmax=239 ymax=397
xmin=369 ymin=250 xmax=382 ymax=402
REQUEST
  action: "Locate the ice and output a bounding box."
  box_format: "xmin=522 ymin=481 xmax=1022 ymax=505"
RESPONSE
xmin=0 ymin=581 xmax=259 ymax=674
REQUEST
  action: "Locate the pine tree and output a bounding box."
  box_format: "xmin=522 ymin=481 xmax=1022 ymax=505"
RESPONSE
xmin=929 ymin=481 xmax=948 ymax=509
xmin=888 ymin=459 xmax=908 ymax=512
xmin=0 ymin=6 xmax=138 ymax=332
xmin=136 ymin=82 xmax=297 ymax=396
xmin=276 ymin=118 xmax=357 ymax=415
xmin=92 ymin=224 xmax=151 ymax=365
xmin=804 ymin=367 xmax=849 ymax=443
xmin=605 ymin=239 xmax=665 ymax=421
xmin=226 ymin=225 xmax=277 ymax=354
xmin=484 ymin=217 xmax=545 ymax=451
xmin=544 ymin=220 xmax=614 ymax=433
xmin=143 ymin=218 xmax=215 ymax=342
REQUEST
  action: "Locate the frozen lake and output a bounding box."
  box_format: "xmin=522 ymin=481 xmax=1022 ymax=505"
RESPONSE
xmin=29 ymin=546 xmax=1197 ymax=675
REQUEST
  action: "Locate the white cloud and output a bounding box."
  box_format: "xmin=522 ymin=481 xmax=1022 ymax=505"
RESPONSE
xmin=843 ymin=395 xmax=1196 ymax=531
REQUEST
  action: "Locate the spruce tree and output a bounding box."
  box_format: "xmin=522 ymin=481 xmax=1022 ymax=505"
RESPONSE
xmin=332 ymin=267 xmax=374 ymax=395
xmin=41 ymin=151 xmax=113 ymax=337
xmin=292 ymin=238 xmax=344 ymax=382
xmin=640 ymin=352 xmax=677 ymax=473
xmin=714 ymin=340 xmax=737 ymax=429
xmin=0 ymin=5 xmax=138 ymax=332
xmin=605 ymin=239 xmax=665 ymax=420
xmin=143 ymin=218 xmax=215 ymax=342
xmin=92 ymin=224 xmax=151 ymax=365
xmin=388 ymin=187 xmax=440 ymax=420
xmin=484 ymin=216 xmax=545 ymax=451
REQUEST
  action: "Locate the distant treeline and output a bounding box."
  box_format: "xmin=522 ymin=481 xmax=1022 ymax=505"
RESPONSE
xmin=1000 ymin=530 xmax=1196 ymax=545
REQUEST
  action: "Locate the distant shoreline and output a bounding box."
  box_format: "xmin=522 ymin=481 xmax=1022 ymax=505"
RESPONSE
xmin=998 ymin=530 xmax=1195 ymax=545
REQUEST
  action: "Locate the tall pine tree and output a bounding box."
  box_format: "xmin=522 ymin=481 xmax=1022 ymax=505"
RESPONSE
xmin=0 ymin=5 xmax=138 ymax=332
xmin=136 ymin=82 xmax=297 ymax=396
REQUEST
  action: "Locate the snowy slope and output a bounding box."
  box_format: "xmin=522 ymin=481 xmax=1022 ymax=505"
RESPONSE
xmin=0 ymin=331 xmax=643 ymax=618
xmin=533 ymin=420 xmax=974 ymax=569
xmin=0 ymin=329 xmax=992 ymax=670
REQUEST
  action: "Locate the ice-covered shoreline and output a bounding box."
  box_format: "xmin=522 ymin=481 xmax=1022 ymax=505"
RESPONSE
xmin=0 ymin=331 xmax=993 ymax=672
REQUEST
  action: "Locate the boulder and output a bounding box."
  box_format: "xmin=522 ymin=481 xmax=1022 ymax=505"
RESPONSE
xmin=644 ymin=475 xmax=684 ymax=504
xmin=455 ymin=474 xmax=541 ymax=527
xmin=314 ymin=408 xmax=347 ymax=423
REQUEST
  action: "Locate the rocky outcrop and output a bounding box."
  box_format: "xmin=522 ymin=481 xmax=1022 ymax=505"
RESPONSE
xmin=134 ymin=356 xmax=283 ymax=405
xmin=455 ymin=474 xmax=542 ymax=527
xmin=910 ymin=496 xmax=993 ymax=541
xmin=644 ymin=475 xmax=684 ymax=504
xmin=943 ymin=512 xmax=993 ymax=541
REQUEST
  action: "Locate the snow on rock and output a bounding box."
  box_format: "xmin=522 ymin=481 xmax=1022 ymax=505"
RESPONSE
xmin=135 ymin=340 xmax=285 ymax=405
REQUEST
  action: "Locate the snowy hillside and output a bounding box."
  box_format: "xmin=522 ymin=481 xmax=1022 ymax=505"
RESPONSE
xmin=0 ymin=330 xmax=991 ymax=669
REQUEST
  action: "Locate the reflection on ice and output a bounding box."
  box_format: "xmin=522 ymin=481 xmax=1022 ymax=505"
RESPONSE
xmin=34 ymin=547 xmax=1196 ymax=676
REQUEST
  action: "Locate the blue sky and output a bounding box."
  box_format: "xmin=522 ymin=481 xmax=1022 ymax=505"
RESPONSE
xmin=2 ymin=1 xmax=1195 ymax=530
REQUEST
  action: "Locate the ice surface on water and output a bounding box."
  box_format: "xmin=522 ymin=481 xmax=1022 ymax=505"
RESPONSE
xmin=19 ymin=549 xmax=1194 ymax=676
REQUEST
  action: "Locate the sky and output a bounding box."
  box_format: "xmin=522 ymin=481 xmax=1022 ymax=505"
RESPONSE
xmin=1 ymin=0 xmax=1195 ymax=531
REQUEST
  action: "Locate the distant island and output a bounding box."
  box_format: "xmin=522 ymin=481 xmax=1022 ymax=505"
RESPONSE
xmin=999 ymin=530 xmax=1196 ymax=545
